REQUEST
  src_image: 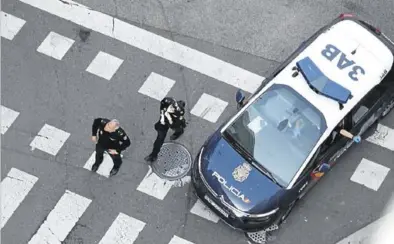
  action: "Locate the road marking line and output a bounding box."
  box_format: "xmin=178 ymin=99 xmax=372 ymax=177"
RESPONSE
xmin=1 ymin=168 xmax=38 ymax=229
xmin=190 ymin=199 xmax=219 ymax=223
xmin=1 ymin=12 xmax=26 ymax=40
xmin=191 ymin=93 xmax=228 ymax=123
xmin=168 ymin=235 xmax=195 ymax=244
xmin=37 ymin=31 xmax=75 ymax=60
xmin=86 ymin=51 xmax=124 ymax=80
xmin=138 ymin=72 xmax=176 ymax=101
xmin=98 ymin=212 xmax=145 ymax=244
xmin=30 ymin=124 xmax=70 ymax=156
xmin=335 ymin=209 xmax=394 ymax=244
xmin=136 ymin=167 xmax=175 ymax=200
xmin=366 ymin=123 xmax=394 ymax=151
xmin=1 ymin=105 xmax=20 ymax=134
xmin=350 ymin=158 xmax=390 ymax=191
xmin=18 ymin=0 xmax=264 ymax=93
xmin=28 ymin=190 xmax=91 ymax=244
xmin=83 ymin=151 xmax=114 ymax=178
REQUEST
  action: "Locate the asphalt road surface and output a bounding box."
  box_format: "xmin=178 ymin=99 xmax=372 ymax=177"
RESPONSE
xmin=1 ymin=0 xmax=393 ymax=244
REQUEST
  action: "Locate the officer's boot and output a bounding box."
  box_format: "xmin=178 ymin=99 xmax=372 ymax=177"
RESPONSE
xmin=144 ymin=153 xmax=157 ymax=163
xmin=91 ymin=163 xmax=99 ymax=172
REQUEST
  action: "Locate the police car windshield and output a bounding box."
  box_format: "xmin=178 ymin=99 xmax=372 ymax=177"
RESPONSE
xmin=224 ymin=84 xmax=327 ymax=186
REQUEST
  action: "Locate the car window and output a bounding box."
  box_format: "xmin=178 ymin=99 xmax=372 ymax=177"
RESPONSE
xmin=223 ymin=84 xmax=327 ymax=186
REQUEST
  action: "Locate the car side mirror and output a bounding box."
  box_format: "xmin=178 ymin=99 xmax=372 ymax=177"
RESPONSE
xmin=235 ymin=89 xmax=245 ymax=108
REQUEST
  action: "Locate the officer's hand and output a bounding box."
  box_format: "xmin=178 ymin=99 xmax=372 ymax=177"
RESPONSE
xmin=353 ymin=135 xmax=361 ymax=143
xmin=91 ymin=136 xmax=97 ymax=143
xmin=108 ymin=149 xmax=118 ymax=155
xmin=160 ymin=114 xmax=165 ymax=125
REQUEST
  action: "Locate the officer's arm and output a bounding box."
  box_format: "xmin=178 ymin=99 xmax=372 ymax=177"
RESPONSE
xmin=92 ymin=118 xmax=102 ymax=136
xmin=117 ymin=130 xmax=131 ymax=153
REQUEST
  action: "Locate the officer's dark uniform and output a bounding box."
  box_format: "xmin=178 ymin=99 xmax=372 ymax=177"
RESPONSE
xmin=145 ymin=97 xmax=186 ymax=162
xmin=91 ymin=118 xmax=131 ymax=176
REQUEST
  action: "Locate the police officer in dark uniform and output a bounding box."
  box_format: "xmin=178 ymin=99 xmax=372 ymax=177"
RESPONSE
xmin=144 ymin=97 xmax=186 ymax=162
xmin=91 ymin=118 xmax=131 ymax=176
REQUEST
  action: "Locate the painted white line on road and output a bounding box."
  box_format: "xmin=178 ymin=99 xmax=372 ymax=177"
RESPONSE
xmin=190 ymin=199 xmax=219 ymax=223
xmin=366 ymin=123 xmax=394 ymax=151
xmin=28 ymin=190 xmax=91 ymax=244
xmin=138 ymin=72 xmax=176 ymax=101
xmin=1 ymin=168 xmax=38 ymax=229
xmin=86 ymin=51 xmax=124 ymax=80
xmin=1 ymin=105 xmax=20 ymax=134
xmin=350 ymin=158 xmax=390 ymax=191
xmin=335 ymin=209 xmax=394 ymax=244
xmin=136 ymin=167 xmax=174 ymax=200
xmin=1 ymin=12 xmax=26 ymax=40
xmin=191 ymin=93 xmax=228 ymax=123
xmin=168 ymin=235 xmax=195 ymax=244
xmin=98 ymin=212 xmax=145 ymax=244
xmin=37 ymin=31 xmax=75 ymax=60
xmin=30 ymin=124 xmax=70 ymax=156
xmin=19 ymin=0 xmax=264 ymax=93
xmin=83 ymin=151 xmax=114 ymax=178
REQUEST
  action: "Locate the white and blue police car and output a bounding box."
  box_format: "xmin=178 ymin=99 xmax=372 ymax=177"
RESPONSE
xmin=191 ymin=13 xmax=394 ymax=236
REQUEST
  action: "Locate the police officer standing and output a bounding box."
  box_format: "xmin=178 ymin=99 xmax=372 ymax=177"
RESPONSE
xmin=91 ymin=118 xmax=131 ymax=176
xmin=144 ymin=97 xmax=186 ymax=162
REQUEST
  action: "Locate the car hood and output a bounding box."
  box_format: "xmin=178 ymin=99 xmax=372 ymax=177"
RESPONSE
xmin=199 ymin=132 xmax=283 ymax=214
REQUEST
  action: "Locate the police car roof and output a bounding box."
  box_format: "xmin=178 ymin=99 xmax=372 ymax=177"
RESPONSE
xmin=271 ymin=19 xmax=394 ymax=132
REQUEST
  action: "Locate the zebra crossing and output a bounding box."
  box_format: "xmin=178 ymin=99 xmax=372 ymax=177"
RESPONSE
xmin=2 ymin=1 xmax=394 ymax=243
xmin=2 ymin=101 xmax=393 ymax=243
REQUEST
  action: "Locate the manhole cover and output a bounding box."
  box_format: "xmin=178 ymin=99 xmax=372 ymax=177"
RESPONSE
xmin=151 ymin=142 xmax=192 ymax=180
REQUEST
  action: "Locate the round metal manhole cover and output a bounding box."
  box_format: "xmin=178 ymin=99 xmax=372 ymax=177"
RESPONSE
xmin=151 ymin=142 xmax=192 ymax=180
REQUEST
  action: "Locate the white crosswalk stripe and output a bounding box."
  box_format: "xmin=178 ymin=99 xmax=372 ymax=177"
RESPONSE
xmin=1 ymin=168 xmax=38 ymax=229
xmin=136 ymin=167 xmax=176 ymax=200
xmin=37 ymin=31 xmax=75 ymax=60
xmin=28 ymin=190 xmax=91 ymax=244
xmin=30 ymin=124 xmax=71 ymax=156
xmin=83 ymin=151 xmax=114 ymax=178
xmin=190 ymin=199 xmax=220 ymax=223
xmin=18 ymin=0 xmax=264 ymax=93
xmin=1 ymin=12 xmax=26 ymax=40
xmin=98 ymin=212 xmax=145 ymax=244
xmin=191 ymin=93 xmax=228 ymax=123
xmin=138 ymin=72 xmax=176 ymax=101
xmin=168 ymin=235 xmax=195 ymax=244
xmin=350 ymin=158 xmax=390 ymax=191
xmin=86 ymin=51 xmax=124 ymax=80
xmin=1 ymin=105 xmax=20 ymax=134
xmin=366 ymin=123 xmax=394 ymax=151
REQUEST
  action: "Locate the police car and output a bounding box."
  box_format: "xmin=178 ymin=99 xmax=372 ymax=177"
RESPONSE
xmin=191 ymin=13 xmax=394 ymax=233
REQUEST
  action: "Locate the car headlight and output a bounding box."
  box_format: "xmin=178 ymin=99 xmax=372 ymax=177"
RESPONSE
xmin=235 ymin=207 xmax=279 ymax=219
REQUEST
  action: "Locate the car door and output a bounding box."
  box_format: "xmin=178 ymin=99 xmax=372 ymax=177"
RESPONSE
xmin=349 ymin=86 xmax=385 ymax=137
xmin=293 ymin=112 xmax=354 ymax=199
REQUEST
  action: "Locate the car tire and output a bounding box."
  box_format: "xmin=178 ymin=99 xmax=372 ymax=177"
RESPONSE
xmin=381 ymin=99 xmax=394 ymax=118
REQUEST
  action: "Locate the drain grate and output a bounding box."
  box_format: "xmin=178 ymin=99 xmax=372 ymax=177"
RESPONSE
xmin=151 ymin=142 xmax=192 ymax=180
xmin=246 ymin=231 xmax=267 ymax=244
xmin=245 ymin=224 xmax=279 ymax=244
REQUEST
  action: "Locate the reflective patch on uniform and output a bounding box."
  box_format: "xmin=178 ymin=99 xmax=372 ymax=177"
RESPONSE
xmin=123 ymin=136 xmax=127 ymax=140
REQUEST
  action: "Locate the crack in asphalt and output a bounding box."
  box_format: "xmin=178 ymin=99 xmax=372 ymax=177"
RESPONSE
xmin=7 ymin=175 xmax=24 ymax=182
